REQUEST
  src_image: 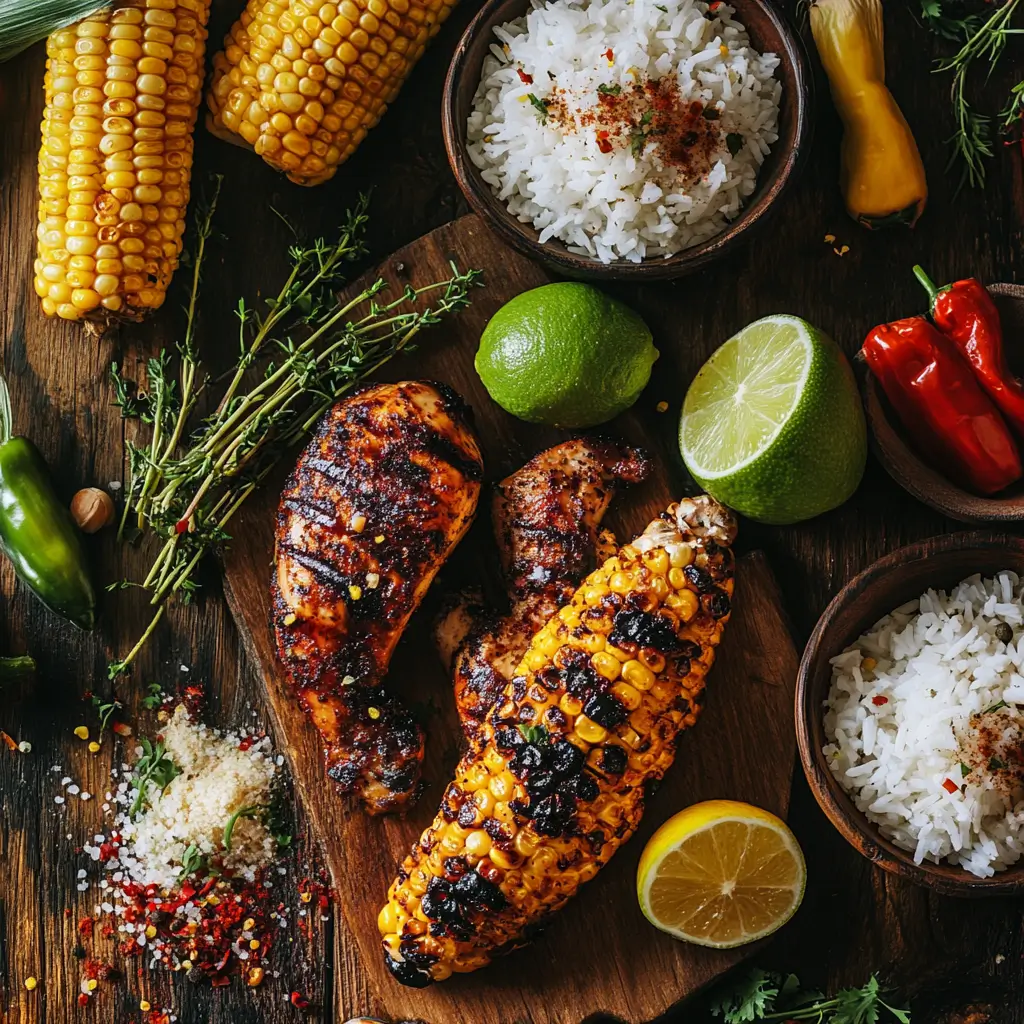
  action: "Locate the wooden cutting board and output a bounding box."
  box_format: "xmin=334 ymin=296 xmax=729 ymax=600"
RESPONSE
xmin=221 ymin=214 xmax=800 ymax=1024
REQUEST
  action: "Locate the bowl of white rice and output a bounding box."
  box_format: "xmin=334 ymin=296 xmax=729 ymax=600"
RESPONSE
xmin=796 ymin=532 xmax=1024 ymax=896
xmin=442 ymin=0 xmax=810 ymax=279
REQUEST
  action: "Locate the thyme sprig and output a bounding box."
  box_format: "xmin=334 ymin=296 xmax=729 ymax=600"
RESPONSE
xmin=107 ymin=187 xmax=481 ymax=679
xmin=935 ymin=0 xmax=1023 ymax=189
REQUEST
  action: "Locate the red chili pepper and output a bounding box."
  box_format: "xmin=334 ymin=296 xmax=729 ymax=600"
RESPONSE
xmin=516 ymin=67 xmax=533 ymax=84
xmin=942 ymin=778 xmax=959 ymax=794
xmin=861 ymin=316 xmax=1023 ymax=495
xmin=915 ymin=265 xmax=1024 ymax=441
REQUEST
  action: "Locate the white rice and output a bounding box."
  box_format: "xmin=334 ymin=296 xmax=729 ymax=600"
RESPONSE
xmin=466 ymin=0 xmax=781 ymax=263
xmin=824 ymin=572 xmax=1024 ymax=878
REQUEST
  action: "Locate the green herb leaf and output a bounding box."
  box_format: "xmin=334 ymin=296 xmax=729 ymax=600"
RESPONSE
xmin=517 ymin=724 xmax=549 ymax=745
xmin=130 ymin=739 xmax=181 ymax=818
xmin=918 ymin=0 xmax=983 ymax=42
xmin=597 ymin=83 xmax=622 ymax=95
xmin=708 ymin=968 xmax=780 ymax=1021
xmin=140 ymin=683 xmax=164 ymax=711
xmin=959 ymin=761 xmax=972 ymax=777
xmin=223 ymin=804 xmax=267 ymax=851
xmin=703 ymin=105 xmax=721 ymax=120
xmin=989 ymin=756 xmax=1008 ymax=771
xmin=178 ymin=842 xmax=207 ymax=881
xmin=655 ymin=4 xmax=667 ymax=10
xmin=726 ymin=132 xmax=743 ymax=156
xmin=527 ymin=93 xmax=549 ymax=119
xmin=983 ymin=700 xmax=1009 ymax=714
xmin=640 ymin=109 xmax=654 ymax=126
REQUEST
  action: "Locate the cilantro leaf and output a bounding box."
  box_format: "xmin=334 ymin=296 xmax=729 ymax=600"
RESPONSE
xmin=517 ymin=724 xmax=548 ymax=745
xmin=597 ymin=83 xmax=622 ymax=95
xmin=708 ymin=968 xmax=780 ymax=1022
xmin=832 ymin=977 xmax=883 ymax=1024
xmin=527 ymin=93 xmax=548 ymax=119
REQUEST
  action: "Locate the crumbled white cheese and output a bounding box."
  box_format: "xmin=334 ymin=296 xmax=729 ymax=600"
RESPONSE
xmin=113 ymin=706 xmax=278 ymax=890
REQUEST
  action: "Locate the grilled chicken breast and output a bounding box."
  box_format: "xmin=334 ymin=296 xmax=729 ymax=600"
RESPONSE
xmin=273 ymin=381 xmax=483 ymax=813
xmin=380 ymin=497 xmax=737 ymax=985
xmin=436 ymin=440 xmax=649 ymax=749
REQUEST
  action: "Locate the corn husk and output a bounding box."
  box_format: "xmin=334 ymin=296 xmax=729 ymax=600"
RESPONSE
xmin=0 ymin=1 xmax=108 ymax=62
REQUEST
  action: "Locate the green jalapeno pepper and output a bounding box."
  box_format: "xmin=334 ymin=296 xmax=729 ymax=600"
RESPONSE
xmin=0 ymin=378 xmax=96 ymax=630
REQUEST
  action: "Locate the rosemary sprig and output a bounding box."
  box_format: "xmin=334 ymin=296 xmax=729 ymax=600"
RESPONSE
xmin=107 ymin=189 xmax=481 ymax=679
xmin=129 ymin=737 xmax=181 ymax=817
xmin=936 ymin=0 xmax=1023 ymax=189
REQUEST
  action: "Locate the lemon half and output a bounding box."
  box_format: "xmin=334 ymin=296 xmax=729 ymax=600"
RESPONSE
xmin=636 ymin=800 xmax=806 ymax=948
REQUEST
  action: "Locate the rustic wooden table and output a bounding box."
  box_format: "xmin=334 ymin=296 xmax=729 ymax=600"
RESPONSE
xmin=1 ymin=2 xmax=1022 ymax=1022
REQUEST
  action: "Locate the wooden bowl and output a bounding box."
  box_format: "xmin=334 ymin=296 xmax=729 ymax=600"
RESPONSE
xmin=441 ymin=0 xmax=812 ymax=281
xmin=864 ymin=283 xmax=1024 ymax=523
xmin=795 ymin=531 xmax=1024 ymax=897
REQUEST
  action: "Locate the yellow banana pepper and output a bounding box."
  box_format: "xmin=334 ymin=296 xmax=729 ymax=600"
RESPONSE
xmin=810 ymin=0 xmax=927 ymax=228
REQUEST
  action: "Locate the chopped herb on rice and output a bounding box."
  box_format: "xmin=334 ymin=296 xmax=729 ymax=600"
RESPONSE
xmin=466 ymin=0 xmax=781 ymax=263
xmin=824 ymin=571 xmax=1024 ymax=878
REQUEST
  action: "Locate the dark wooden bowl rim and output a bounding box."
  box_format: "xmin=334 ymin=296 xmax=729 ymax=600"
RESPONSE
xmin=441 ymin=0 xmax=813 ymax=281
xmin=796 ymin=531 xmax=1024 ymax=897
xmin=864 ymin=283 xmax=1024 ymax=524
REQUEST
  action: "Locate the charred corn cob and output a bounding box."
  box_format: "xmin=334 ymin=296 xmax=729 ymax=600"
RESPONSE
xmin=33 ymin=0 xmax=211 ymax=323
xmin=379 ymin=496 xmax=737 ymax=986
xmin=205 ymin=0 xmax=458 ymax=186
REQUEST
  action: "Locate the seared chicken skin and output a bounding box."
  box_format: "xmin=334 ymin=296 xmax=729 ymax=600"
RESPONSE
xmin=272 ymin=381 xmax=483 ymax=813
xmin=380 ymin=497 xmax=737 ymax=985
xmin=436 ymin=440 xmax=649 ymax=749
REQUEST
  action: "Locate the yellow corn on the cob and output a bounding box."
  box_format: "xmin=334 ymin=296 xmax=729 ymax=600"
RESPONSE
xmin=379 ymin=496 xmax=737 ymax=986
xmin=33 ymin=0 xmax=211 ymax=324
xmin=205 ymin=0 xmax=458 ymax=186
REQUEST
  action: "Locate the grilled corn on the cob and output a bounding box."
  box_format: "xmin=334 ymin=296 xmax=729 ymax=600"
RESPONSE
xmin=205 ymin=0 xmax=458 ymax=186
xmin=33 ymin=0 xmax=211 ymax=323
xmin=379 ymin=496 xmax=737 ymax=986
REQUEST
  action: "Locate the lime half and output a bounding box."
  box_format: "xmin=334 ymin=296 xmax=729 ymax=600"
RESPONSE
xmin=679 ymin=315 xmax=866 ymax=525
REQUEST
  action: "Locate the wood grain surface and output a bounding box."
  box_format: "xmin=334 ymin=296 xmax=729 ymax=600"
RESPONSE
xmin=219 ymin=214 xmax=802 ymax=1023
xmin=2 ymin=1 xmax=1024 ymax=1022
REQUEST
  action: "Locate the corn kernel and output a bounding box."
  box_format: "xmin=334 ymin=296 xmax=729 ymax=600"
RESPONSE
xmin=465 ymin=830 xmax=491 ymax=857
xmin=642 ymin=549 xmax=669 ymax=575
xmin=74 ymin=726 xmax=89 ymax=740
xmin=622 ymin=660 xmax=655 ymax=691
xmin=574 ymin=715 xmax=608 ymax=744
xmin=612 ymin=681 xmax=642 ymax=710
xmin=140 ymin=1000 xmax=151 ymax=1011
xmin=24 ymin=978 xmax=37 ymax=991
xmin=609 ymin=571 xmax=634 ymax=594
xmin=88 ymin=741 xmax=101 ymax=753
xmin=591 ymin=651 xmax=621 ymax=682
xmin=667 ymin=590 xmax=699 ymax=622
xmin=669 ymin=544 xmax=694 ymax=568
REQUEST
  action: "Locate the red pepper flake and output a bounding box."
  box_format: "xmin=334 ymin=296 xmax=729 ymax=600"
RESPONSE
xmin=943 ymin=778 xmax=959 ymax=794
xmin=596 ymin=130 xmax=612 ymax=154
xmin=516 ymin=67 xmax=533 ymax=84
xmin=0 ymin=731 xmax=16 ymax=751
xmin=603 ymin=48 xmax=613 ymax=61
xmin=871 ymin=695 xmax=888 ymax=706
xmin=112 ymin=720 xmax=133 ymax=737
xmin=78 ymin=993 xmax=90 ymax=1006
xmin=78 ymin=917 xmax=95 ymax=936
xmin=290 ymin=991 xmax=310 ymax=1009
xmin=709 ymin=0 xmax=723 ymax=9
xmin=237 ymin=736 xmax=254 ymax=752
xmin=174 ymin=517 xmax=190 ymax=534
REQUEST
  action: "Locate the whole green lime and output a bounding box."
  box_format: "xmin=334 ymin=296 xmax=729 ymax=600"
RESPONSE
xmin=679 ymin=314 xmax=866 ymax=525
xmin=475 ymin=283 xmax=659 ymax=428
